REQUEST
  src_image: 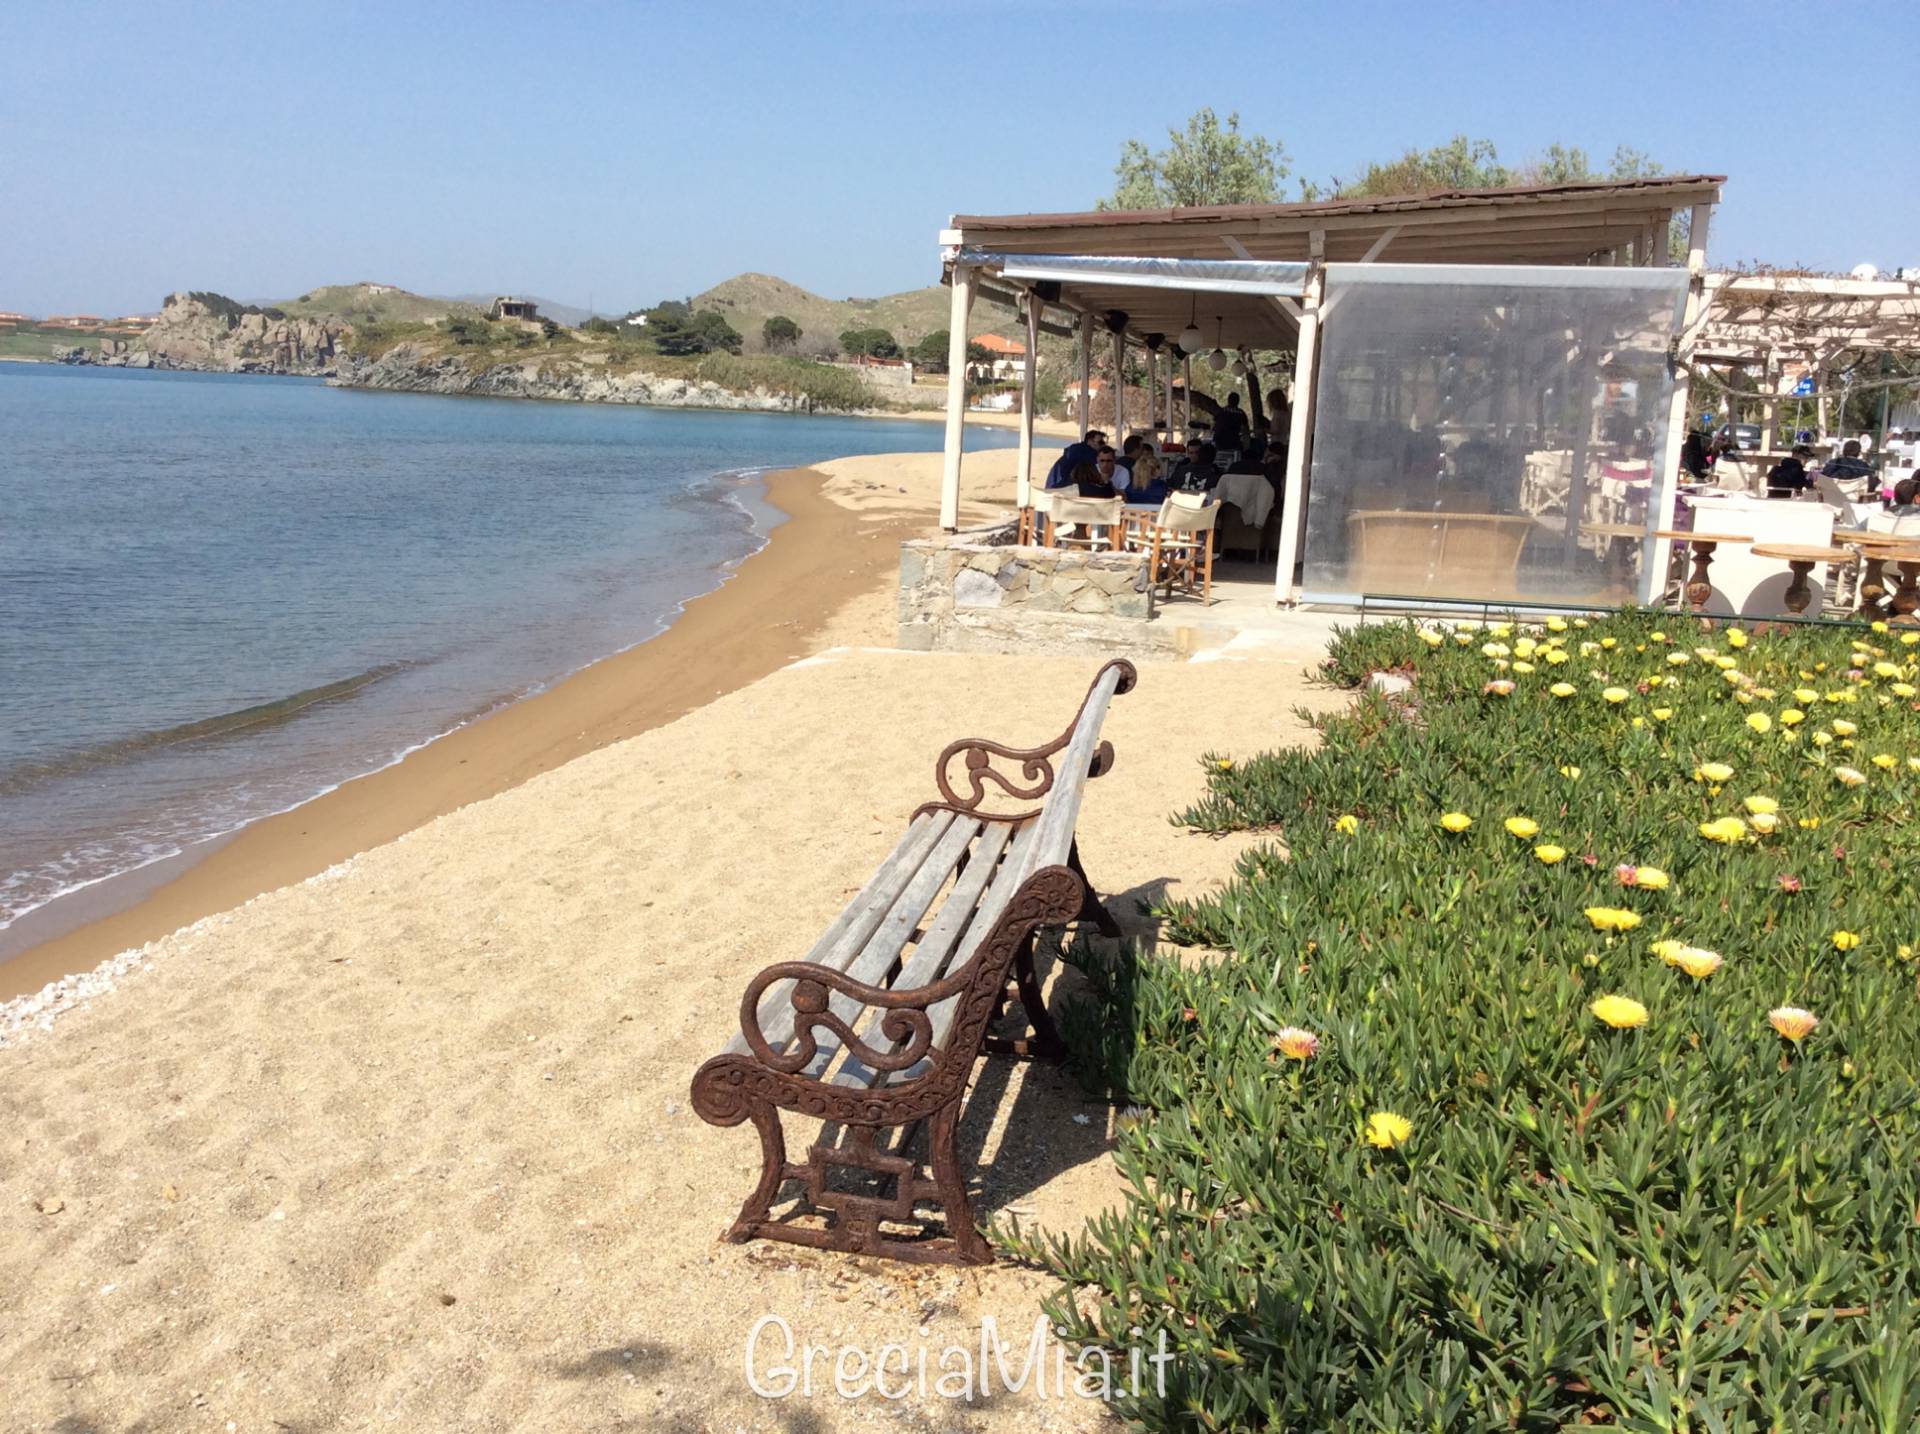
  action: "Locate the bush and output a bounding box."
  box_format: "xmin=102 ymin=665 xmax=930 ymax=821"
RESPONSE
xmin=691 ymin=353 xmax=882 ymax=411
xmin=1006 ymin=612 xmax=1920 ymax=1430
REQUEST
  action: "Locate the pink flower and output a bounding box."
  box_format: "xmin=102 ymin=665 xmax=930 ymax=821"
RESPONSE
xmin=1777 ymin=873 xmax=1802 ymax=893
xmin=1615 ymin=864 xmax=1638 ymax=887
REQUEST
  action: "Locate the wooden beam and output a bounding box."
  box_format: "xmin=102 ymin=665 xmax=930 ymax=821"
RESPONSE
xmin=1647 ymin=203 xmax=1714 ymax=599
xmin=1273 ymin=229 xmax=1326 ymax=603
xmin=939 ymin=266 xmax=977 ymax=531
xmin=1112 ymin=330 xmax=1127 ymax=437
xmin=1017 ymin=292 xmax=1040 ymax=509
xmin=1076 ymin=310 xmax=1094 ymax=434
xmin=1358 ymin=225 xmax=1401 ymax=263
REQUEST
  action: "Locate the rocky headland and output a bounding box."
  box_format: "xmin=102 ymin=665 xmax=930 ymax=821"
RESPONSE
xmin=332 ymin=343 xmax=812 ymax=412
xmin=71 ymin=291 xmax=346 ymax=375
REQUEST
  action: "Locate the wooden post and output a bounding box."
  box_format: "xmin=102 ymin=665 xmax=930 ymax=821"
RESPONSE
xmin=939 ymin=266 xmax=976 ymax=532
xmin=1075 ymin=311 xmax=1094 ymax=436
xmin=1143 ymin=347 xmax=1157 ymax=450
xmin=1015 ymin=292 xmax=1040 ymax=510
xmin=1182 ymin=354 xmax=1192 ymax=438
xmin=1164 ymin=352 xmax=1176 ymax=442
xmin=1272 ymin=229 xmax=1326 ymax=602
xmin=1111 ymin=330 xmax=1127 ymax=439
xmin=1647 ymin=203 xmax=1713 ymax=603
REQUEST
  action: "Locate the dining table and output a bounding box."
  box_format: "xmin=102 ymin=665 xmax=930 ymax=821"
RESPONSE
xmin=1833 ymin=529 xmax=1920 ymax=617
xmin=1748 ymin=544 xmax=1857 ymax=616
xmin=1651 ymin=529 xmax=1754 ymax=612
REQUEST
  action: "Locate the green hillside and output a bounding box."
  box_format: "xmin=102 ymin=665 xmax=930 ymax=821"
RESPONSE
xmin=689 ymin=272 xmax=1021 ymax=353
xmin=276 ymin=285 xmax=481 ymax=325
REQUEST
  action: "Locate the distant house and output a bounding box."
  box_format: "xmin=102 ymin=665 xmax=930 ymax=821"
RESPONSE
xmin=42 ymin=315 xmax=105 ymax=330
xmin=968 ymin=332 xmax=1029 ymax=383
xmin=623 ymin=314 xmax=647 ymax=327
xmin=360 ymin=283 xmax=399 ymax=296
xmin=0 ymin=310 xmax=30 ymax=323
xmin=489 ymin=296 xmax=539 ymax=321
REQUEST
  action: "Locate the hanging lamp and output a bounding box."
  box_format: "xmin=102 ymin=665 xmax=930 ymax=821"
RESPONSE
xmin=1206 ymin=315 xmax=1228 ymax=371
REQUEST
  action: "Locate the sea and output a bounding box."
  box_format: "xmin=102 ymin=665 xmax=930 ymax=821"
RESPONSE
xmin=0 ymin=364 xmax=1016 ymax=949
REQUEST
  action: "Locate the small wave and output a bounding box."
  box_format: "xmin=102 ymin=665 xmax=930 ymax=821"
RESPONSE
xmin=0 ymin=661 xmax=415 ymax=799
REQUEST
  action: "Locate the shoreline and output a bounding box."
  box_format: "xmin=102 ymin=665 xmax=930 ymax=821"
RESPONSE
xmin=0 ymin=463 xmax=929 ymax=1004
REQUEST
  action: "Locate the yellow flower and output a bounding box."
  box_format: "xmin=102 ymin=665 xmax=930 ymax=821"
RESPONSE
xmin=1272 ymin=1026 xmax=1321 ymax=1061
xmin=1832 ymin=930 xmax=1861 ymax=951
xmin=1511 ymin=660 xmax=1536 ymax=675
xmin=1672 ymin=947 xmax=1723 ymax=980
xmin=1872 ymin=753 xmax=1897 ymax=770
xmin=1559 ymin=765 xmax=1582 ymax=781
xmin=1217 ymin=759 xmax=1234 ymax=771
xmin=1872 ymin=621 xmax=1890 ymax=634
xmin=1585 ymin=906 xmax=1643 ymax=933
xmin=1534 ymin=843 xmax=1566 ymax=864
xmin=1743 ymin=795 xmax=1779 ymax=816
xmin=1794 ymin=687 xmax=1820 ymax=704
xmin=1798 ymin=816 xmax=1821 ymax=830
xmin=1812 ymin=731 xmax=1833 ymax=747
xmin=1546 ymin=616 xmax=1569 ymax=632
xmin=1901 ymin=944 xmax=1914 ymax=960
xmin=1632 ymin=866 xmax=1670 ymax=890
xmin=1768 ymin=1006 xmax=1819 ymax=1042
xmin=1600 ymin=636 xmax=1617 ymax=650
xmin=1514 ymin=637 xmax=1538 ymax=659
xmin=1874 ymin=661 xmax=1901 ymax=679
xmin=1590 ymin=995 xmax=1649 ymax=1029
xmin=1694 ymin=762 xmax=1734 ymax=784
xmin=1780 ymin=708 xmax=1805 ymax=726
xmin=1834 ymin=766 xmax=1867 ymax=788
xmin=1484 ymin=679 xmax=1516 ymax=697
xmin=1650 ymin=939 xmax=1685 ymax=962
xmin=1334 ymin=814 xmax=1360 ymax=835
xmin=1481 ymin=641 xmax=1510 ymax=658
xmin=1905 ymin=633 xmax=1919 ymax=646
xmin=1751 ymin=811 xmax=1779 ymax=835
xmin=1746 ymin=712 xmax=1773 ymax=734
xmin=1602 ymin=687 xmax=1629 ymax=704
xmin=1667 ymin=652 xmax=1691 ymax=666
xmin=1699 ymin=816 xmax=1749 ymax=843
xmin=1833 ymin=719 xmax=1858 ymax=737
xmin=1418 ymin=629 xmax=1445 ymax=647
xmin=1726 ymin=629 xmax=1748 ymax=649
xmin=1364 ymin=1111 xmax=1413 ymax=1149
xmin=1440 ymin=812 xmax=1472 ymax=833
xmin=1549 ymin=681 xmax=1577 ymax=698
xmin=1652 ymin=707 xmax=1673 ymax=722
xmin=1504 ymin=816 xmax=1540 ymax=839
xmin=1893 ymin=682 xmax=1917 ymax=698
xmin=1650 ymin=631 xmax=1668 ymax=643
xmin=1545 ymin=648 xmax=1570 ymax=665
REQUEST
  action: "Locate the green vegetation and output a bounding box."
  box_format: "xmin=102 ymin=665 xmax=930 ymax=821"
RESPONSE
xmin=186 ymin=291 xmax=287 ymax=322
xmin=687 ymin=353 xmax=886 ymax=410
xmin=1102 ymin=107 xmax=1290 ymax=210
xmin=274 ymin=285 xmax=475 ymax=325
xmin=689 ymin=271 xmax=1023 ymax=358
xmin=0 ymin=326 xmax=106 ymax=360
xmin=838 ymin=326 xmax=900 ymax=359
xmin=644 ymin=300 xmax=743 ymax=356
xmin=1009 ymin=613 xmax=1920 ymax=1431
xmin=761 ymin=314 xmax=801 ymax=352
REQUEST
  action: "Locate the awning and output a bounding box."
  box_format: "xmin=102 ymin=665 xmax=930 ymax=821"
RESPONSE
xmin=956 ymin=249 xmax=1309 ymax=299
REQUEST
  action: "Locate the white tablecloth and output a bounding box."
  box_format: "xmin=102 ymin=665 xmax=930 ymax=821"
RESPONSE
xmin=1213 ymin=472 xmax=1273 ymax=527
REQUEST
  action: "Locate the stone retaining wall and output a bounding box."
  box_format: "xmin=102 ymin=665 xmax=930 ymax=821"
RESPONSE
xmin=897 ymin=534 xmax=1175 ymax=655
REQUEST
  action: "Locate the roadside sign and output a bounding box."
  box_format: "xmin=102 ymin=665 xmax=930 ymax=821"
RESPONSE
xmin=1792 ymin=376 xmax=1815 ymax=396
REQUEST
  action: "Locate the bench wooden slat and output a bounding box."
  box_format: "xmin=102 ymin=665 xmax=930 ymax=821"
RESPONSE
xmin=796 ymin=814 xmax=984 ymax=1080
xmin=823 ymin=820 xmax=1020 ymax=1087
xmin=726 ymin=810 xmax=956 ymax=1057
xmin=1027 ymin=664 xmax=1125 ymax=872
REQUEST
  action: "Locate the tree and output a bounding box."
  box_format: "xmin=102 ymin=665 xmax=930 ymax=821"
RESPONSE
xmin=911 ymin=329 xmax=949 ymax=366
xmin=647 ymin=302 xmax=741 ymax=356
xmin=762 ymin=315 xmax=801 ymax=352
xmin=1323 ymin=135 xmax=1511 ymax=199
xmin=1102 ymin=108 xmax=1289 ymax=210
xmin=838 ymin=326 xmax=899 ymax=359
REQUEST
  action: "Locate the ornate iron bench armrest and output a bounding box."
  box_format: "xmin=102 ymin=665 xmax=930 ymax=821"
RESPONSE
xmin=735 ymin=960 xmax=977 ymax=1078
xmin=922 ymin=659 xmax=1137 ymax=821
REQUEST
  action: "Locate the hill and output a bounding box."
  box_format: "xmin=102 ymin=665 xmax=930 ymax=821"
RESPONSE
xmin=275 ymin=285 xmax=480 ymax=325
xmin=688 ymin=272 xmax=1020 ymax=353
xmin=445 ymin=294 xmax=598 ymax=329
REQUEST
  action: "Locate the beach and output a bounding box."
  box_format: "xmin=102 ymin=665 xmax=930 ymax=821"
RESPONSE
xmin=0 ymin=440 xmax=1340 ymax=1431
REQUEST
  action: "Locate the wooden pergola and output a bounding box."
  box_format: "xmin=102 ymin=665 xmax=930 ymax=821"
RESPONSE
xmin=936 ymin=174 xmax=1726 ymax=603
xmin=1692 ymin=274 xmax=1920 ymax=442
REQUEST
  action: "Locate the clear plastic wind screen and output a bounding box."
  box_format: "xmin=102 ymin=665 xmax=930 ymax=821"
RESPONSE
xmin=1300 ymin=264 xmax=1687 ymax=604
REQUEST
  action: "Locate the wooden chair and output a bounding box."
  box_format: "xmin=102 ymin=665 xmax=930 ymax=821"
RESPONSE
xmin=691 ymin=661 xmax=1136 ymax=1265
xmin=1045 ymin=495 xmax=1124 ymax=552
xmin=1131 ymin=492 xmax=1220 ymax=603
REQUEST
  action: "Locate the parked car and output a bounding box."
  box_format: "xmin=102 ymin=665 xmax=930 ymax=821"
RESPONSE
xmin=1716 ymin=422 xmax=1762 ymax=451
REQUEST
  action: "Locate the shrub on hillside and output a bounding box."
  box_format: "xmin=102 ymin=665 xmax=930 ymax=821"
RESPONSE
xmin=1005 ymin=612 xmax=1920 ymax=1430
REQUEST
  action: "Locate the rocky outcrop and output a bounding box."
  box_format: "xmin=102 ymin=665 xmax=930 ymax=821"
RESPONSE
xmin=333 ymin=343 xmax=813 ymax=412
xmin=85 ymin=292 xmax=346 ymax=375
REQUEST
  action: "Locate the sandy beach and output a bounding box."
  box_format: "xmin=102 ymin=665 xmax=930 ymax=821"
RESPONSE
xmin=0 ymin=440 xmax=1340 ymax=1431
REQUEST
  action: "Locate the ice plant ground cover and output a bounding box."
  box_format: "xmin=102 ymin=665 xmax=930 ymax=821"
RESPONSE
xmin=1001 ymin=613 xmax=1920 ymax=1431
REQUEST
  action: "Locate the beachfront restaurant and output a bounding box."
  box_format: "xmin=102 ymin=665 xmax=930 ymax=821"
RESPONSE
xmin=931 ymin=176 xmax=1734 ymax=617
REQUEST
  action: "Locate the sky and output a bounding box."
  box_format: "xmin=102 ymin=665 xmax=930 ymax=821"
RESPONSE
xmin=4 ymin=0 xmax=1917 ymax=317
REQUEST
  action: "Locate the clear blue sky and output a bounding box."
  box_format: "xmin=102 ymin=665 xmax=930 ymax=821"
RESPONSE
xmin=4 ymin=0 xmax=1915 ymax=317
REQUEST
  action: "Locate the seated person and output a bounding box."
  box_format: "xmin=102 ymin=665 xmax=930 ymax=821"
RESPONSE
xmin=1679 ymin=429 xmax=1713 ymax=480
xmin=1224 ymin=443 xmax=1266 ymax=477
xmin=1822 ymin=439 xmax=1875 ymax=494
xmin=1044 ymin=438 xmax=1097 ymax=490
xmin=1766 ymin=445 xmax=1816 ymax=498
xmin=1072 ymin=459 xmax=1116 ymax=500
xmin=1128 ymin=451 xmax=1169 ymax=506
xmin=1889 ymin=476 xmax=1920 ymax=517
xmin=1118 ymin=434 xmax=1146 ymax=475
xmin=1176 ymin=441 xmax=1223 ymax=494
xmin=1262 ymin=437 xmax=1289 ymax=500
xmin=1085 ymin=446 xmax=1127 ymax=496
xmin=1166 ymin=436 xmax=1204 ymax=489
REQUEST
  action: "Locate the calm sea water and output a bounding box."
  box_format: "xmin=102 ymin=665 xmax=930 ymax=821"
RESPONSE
xmin=0 ymin=365 xmax=1013 ymax=936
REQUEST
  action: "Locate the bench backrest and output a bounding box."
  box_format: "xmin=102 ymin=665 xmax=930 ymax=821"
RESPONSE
xmin=1025 ymin=660 xmax=1128 ymax=873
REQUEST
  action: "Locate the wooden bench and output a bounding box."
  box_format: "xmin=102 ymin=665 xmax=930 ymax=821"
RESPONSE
xmin=690 ymin=659 xmax=1136 ymax=1265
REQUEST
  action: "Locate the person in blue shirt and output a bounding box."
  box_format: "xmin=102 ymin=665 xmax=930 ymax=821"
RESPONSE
xmin=1044 ymin=431 xmax=1105 ymax=489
